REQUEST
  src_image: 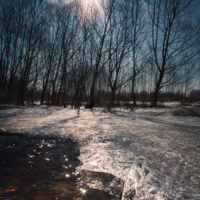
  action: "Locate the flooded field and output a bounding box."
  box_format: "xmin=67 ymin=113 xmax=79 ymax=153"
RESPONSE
xmin=0 ymin=133 xmax=123 ymax=200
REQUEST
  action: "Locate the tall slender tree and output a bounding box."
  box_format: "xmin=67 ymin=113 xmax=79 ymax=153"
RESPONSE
xmin=146 ymin=0 xmax=200 ymax=106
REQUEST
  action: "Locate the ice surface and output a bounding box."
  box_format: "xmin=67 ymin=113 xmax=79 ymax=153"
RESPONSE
xmin=0 ymin=106 xmax=200 ymax=199
xmin=135 ymin=106 xmax=200 ymax=117
xmin=0 ymin=105 xmax=21 ymax=110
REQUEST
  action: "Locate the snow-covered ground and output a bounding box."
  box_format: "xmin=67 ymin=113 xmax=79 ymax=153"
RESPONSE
xmin=0 ymin=105 xmax=200 ymax=199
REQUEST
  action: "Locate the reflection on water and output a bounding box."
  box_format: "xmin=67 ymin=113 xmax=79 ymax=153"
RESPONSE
xmin=0 ymin=133 xmax=124 ymax=200
xmin=0 ymin=133 xmax=81 ymax=199
xmin=77 ymin=170 xmax=124 ymax=200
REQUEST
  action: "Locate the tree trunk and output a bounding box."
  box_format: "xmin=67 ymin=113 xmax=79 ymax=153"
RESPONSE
xmin=152 ymin=71 xmax=164 ymax=107
xmin=111 ymin=87 xmax=116 ymax=107
xmin=152 ymin=84 xmax=159 ymax=107
xmin=51 ymin=82 xmax=56 ymax=105
xmin=56 ymin=88 xmax=61 ymax=106
xmin=7 ymin=77 xmax=14 ymax=104
xmin=132 ymin=79 xmax=137 ymax=107
xmin=41 ymin=85 xmax=46 ymax=105
xmin=17 ymin=83 xmax=26 ymax=106
xmin=62 ymin=85 xmax=67 ymax=108
xmin=31 ymin=87 xmax=35 ymax=105
xmin=90 ymin=81 xmax=95 ymax=96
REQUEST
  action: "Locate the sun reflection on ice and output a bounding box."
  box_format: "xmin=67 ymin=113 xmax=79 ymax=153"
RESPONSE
xmin=80 ymin=188 xmax=87 ymax=194
xmin=90 ymin=160 xmax=98 ymax=166
xmin=28 ymin=154 xmax=35 ymax=158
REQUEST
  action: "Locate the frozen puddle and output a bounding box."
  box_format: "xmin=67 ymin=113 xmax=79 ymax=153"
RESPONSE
xmin=0 ymin=133 xmax=124 ymax=199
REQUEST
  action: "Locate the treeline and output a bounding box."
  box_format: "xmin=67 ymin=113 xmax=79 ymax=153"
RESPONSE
xmin=0 ymin=0 xmax=200 ymax=107
xmin=18 ymin=87 xmax=200 ymax=106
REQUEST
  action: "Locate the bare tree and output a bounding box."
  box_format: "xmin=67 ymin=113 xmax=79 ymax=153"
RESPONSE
xmin=146 ymin=0 xmax=200 ymax=106
xmin=55 ymin=5 xmax=79 ymax=106
xmin=0 ymin=0 xmax=23 ymax=103
xmin=103 ymin=1 xmax=133 ymax=107
xmin=40 ymin=3 xmax=61 ymax=105
xmin=128 ymin=0 xmax=149 ymax=107
xmin=88 ymin=2 xmax=114 ymax=101
xmin=16 ymin=0 xmax=49 ymax=105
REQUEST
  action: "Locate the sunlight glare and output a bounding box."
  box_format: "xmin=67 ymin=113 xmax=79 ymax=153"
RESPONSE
xmin=90 ymin=160 xmax=98 ymax=166
xmin=80 ymin=188 xmax=87 ymax=194
xmin=80 ymin=0 xmax=105 ymax=18
xmin=48 ymin=0 xmax=106 ymax=24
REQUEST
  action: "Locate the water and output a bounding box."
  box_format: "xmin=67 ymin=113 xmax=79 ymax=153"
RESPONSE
xmin=0 ymin=133 xmax=124 ymax=200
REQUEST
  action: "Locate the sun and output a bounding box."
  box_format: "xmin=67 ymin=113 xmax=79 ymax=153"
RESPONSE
xmin=48 ymin=0 xmax=106 ymax=24
xmin=79 ymin=0 xmax=105 ymax=21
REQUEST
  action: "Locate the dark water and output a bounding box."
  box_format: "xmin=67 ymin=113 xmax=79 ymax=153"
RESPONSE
xmin=0 ymin=133 xmax=124 ymax=200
